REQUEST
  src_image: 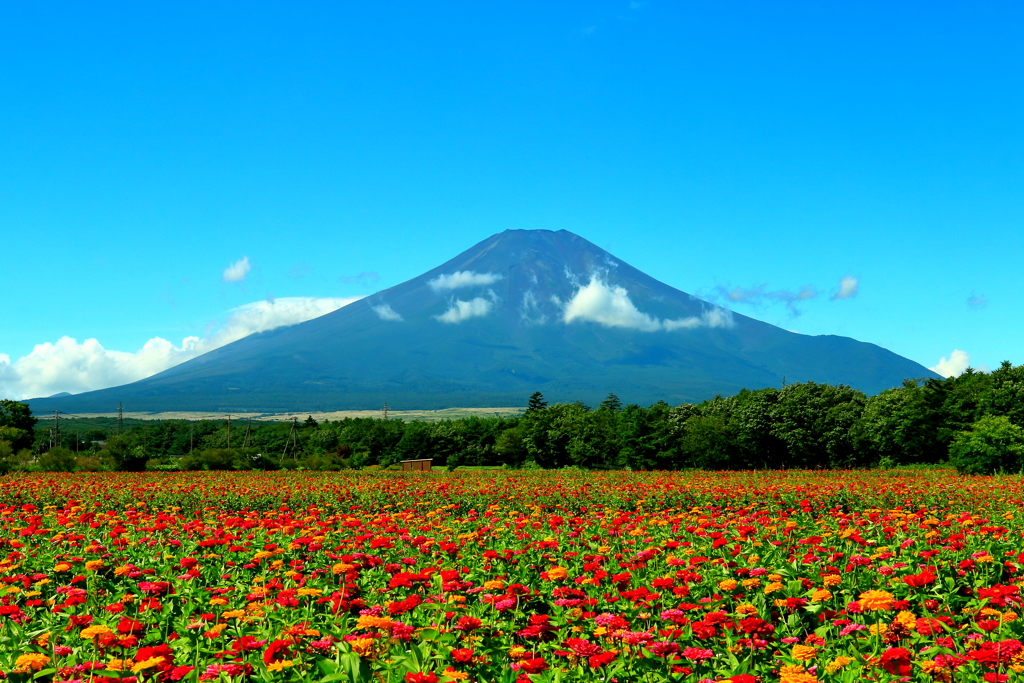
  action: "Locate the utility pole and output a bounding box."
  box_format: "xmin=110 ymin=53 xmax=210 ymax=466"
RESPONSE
xmin=281 ymin=417 xmax=299 ymax=462
xmin=292 ymin=417 xmax=298 ymax=461
xmin=382 ymin=402 xmax=389 ymax=420
xmin=117 ymin=402 xmax=123 ymax=434
xmin=241 ymin=419 xmax=252 ymax=449
xmin=52 ymin=411 xmax=61 ymax=448
xmin=227 ymin=415 xmax=231 ymax=449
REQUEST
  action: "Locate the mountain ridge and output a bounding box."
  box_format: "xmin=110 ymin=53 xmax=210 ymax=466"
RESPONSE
xmin=27 ymin=229 xmax=937 ymax=413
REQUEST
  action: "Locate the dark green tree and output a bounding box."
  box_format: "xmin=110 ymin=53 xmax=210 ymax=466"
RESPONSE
xmin=526 ymin=392 xmax=548 ymax=413
xmin=0 ymin=400 xmax=36 ymax=451
xmin=949 ymin=415 xmax=1024 ymax=474
xmin=770 ymin=382 xmax=866 ymax=468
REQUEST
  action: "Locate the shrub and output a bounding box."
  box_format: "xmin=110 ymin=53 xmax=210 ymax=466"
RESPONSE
xmin=949 ymin=415 xmax=1024 ymax=475
xmin=39 ymin=447 xmax=77 ymax=472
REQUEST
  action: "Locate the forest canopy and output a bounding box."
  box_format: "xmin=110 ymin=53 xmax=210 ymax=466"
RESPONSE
xmin=5 ymin=361 xmax=1024 ymax=475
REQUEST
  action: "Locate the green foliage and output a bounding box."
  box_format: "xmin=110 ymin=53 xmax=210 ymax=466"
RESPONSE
xmin=0 ymin=400 xmax=36 ymax=451
xmin=29 ymin=362 xmax=1024 ymax=473
xmin=949 ymin=415 xmax=1024 ymax=475
xmin=38 ymin=446 xmax=77 ymax=472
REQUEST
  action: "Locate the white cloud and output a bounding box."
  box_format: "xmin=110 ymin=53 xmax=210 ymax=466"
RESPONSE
xmin=563 ymin=278 xmax=662 ymax=331
xmin=831 ymin=275 xmax=859 ymax=300
xmin=663 ymin=308 xmax=735 ymax=331
xmin=372 ymin=303 xmax=403 ymax=322
xmin=930 ymin=349 xmax=972 ymax=378
xmin=562 ymin=277 xmax=734 ymax=332
xmin=428 ymin=271 xmax=502 ymax=292
xmin=435 ymin=297 xmax=494 ymax=324
xmin=519 ymin=290 xmax=547 ymax=325
xmin=223 ymin=256 xmax=251 ymax=283
xmin=0 ymin=296 xmax=360 ymax=400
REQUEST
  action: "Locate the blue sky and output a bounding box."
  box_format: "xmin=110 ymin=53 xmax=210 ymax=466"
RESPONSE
xmin=1 ymin=1 xmax=1021 ymax=400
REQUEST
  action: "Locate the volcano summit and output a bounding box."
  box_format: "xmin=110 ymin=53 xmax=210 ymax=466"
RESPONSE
xmin=29 ymin=230 xmax=936 ymax=413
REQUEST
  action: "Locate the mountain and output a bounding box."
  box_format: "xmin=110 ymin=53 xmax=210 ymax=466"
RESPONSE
xmin=28 ymin=230 xmax=937 ymax=413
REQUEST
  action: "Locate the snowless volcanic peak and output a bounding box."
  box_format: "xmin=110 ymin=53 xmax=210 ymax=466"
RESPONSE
xmin=28 ymin=229 xmax=937 ymax=413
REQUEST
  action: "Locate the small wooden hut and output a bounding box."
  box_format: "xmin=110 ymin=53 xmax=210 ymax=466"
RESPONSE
xmin=401 ymin=458 xmax=433 ymax=472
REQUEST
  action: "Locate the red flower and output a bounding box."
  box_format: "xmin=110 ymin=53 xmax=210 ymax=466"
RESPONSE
xmin=902 ymin=568 xmax=937 ymax=588
xmin=880 ymin=647 xmax=912 ymax=676
xmin=263 ymin=639 xmax=293 ymax=665
xmin=454 ymin=616 xmax=483 ymax=632
xmin=117 ymin=617 xmax=146 ymax=635
xmin=451 ymin=648 xmax=474 ymax=663
xmin=514 ymin=658 xmax=549 ymax=674
xmin=404 ymin=673 xmax=439 ymax=683
xmin=564 ymin=638 xmax=602 ymax=658
xmin=588 ymin=652 xmax=617 ymax=668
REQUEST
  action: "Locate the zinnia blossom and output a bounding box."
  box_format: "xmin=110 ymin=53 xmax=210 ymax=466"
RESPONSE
xmin=858 ymin=589 xmax=895 ymax=611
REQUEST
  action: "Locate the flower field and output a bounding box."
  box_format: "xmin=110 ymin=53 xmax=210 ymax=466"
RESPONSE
xmin=1 ymin=470 xmax=1024 ymax=682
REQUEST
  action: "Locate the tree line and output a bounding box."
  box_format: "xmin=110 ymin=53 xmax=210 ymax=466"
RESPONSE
xmin=3 ymin=361 xmax=1023 ymax=474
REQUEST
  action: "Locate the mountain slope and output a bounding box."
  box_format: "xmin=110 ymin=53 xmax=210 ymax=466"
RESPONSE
xmin=28 ymin=230 xmax=936 ymax=412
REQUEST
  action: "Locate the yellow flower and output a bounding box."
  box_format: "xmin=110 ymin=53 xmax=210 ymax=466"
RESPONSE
xmin=54 ymin=562 xmax=72 ymax=572
xmin=85 ymin=560 xmax=105 ymax=571
xmin=132 ymin=656 xmax=166 ymax=673
xmin=355 ymin=615 xmax=394 ymax=630
xmin=547 ymin=566 xmax=569 ymax=581
xmin=348 ymin=638 xmax=375 ymax=657
xmin=267 ymin=660 xmax=294 ymax=671
xmin=445 ymin=670 xmax=470 ymax=681
xmin=1003 ymin=611 xmax=1018 ymax=623
xmin=14 ymin=653 xmax=50 ymax=673
xmin=332 ymin=563 xmax=356 ymax=575
xmin=114 ymin=565 xmax=133 ymax=577
xmin=792 ymin=645 xmax=817 ymax=661
xmin=811 ymin=589 xmax=832 ymax=603
xmin=823 ymin=574 xmax=842 ymax=587
xmin=222 ymin=610 xmax=246 ymax=619
xmin=296 ymin=588 xmax=322 ymax=597
xmin=896 ymin=610 xmax=917 ymax=629
xmin=764 ymin=582 xmax=784 ymax=595
xmin=858 ymin=589 xmax=895 ymax=611
xmin=718 ymin=579 xmax=738 ymax=591
xmin=825 ymin=656 xmax=853 ymax=674
xmin=209 ymin=597 xmax=228 ymax=606
xmin=735 ymin=603 xmax=758 ymax=616
xmin=741 ymin=578 xmax=761 ymax=588
xmin=483 ymin=579 xmax=505 ymax=590
xmin=81 ymin=625 xmax=114 ymax=639
xmin=779 ymin=664 xmax=818 ymax=683
xmin=107 ymin=658 xmax=132 ymax=671
xmin=509 ymin=646 xmax=530 ymax=660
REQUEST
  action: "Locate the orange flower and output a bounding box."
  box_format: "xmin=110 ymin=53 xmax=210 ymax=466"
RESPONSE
xmin=792 ymin=644 xmax=817 ymax=662
xmin=355 ymin=615 xmax=394 ymax=630
xmin=858 ymin=590 xmax=895 ymax=611
xmin=546 ymin=566 xmax=568 ymax=581
xmin=14 ymin=653 xmax=50 ymax=673
xmin=80 ymin=625 xmax=113 ymax=639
